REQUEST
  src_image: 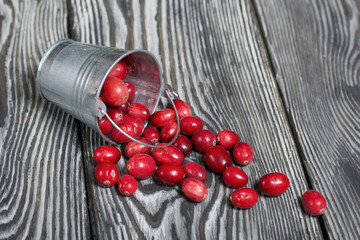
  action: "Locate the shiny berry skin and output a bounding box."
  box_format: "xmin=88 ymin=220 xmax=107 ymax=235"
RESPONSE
xmin=125 ymin=138 xmax=152 ymax=158
xmin=181 ymin=178 xmax=208 ymax=202
xmin=118 ymin=175 xmax=138 ymax=196
xmin=108 ymin=61 xmax=128 ymax=80
xmin=149 ymin=109 xmax=176 ymax=128
xmin=183 ymin=162 xmax=207 ymax=182
xmin=95 ymin=163 xmax=119 ymax=187
xmin=156 ymin=164 xmax=185 ymax=185
xmin=259 ymin=172 xmax=290 ymax=196
xmin=180 ymin=117 xmax=203 ymax=136
xmin=119 ymin=102 xmax=130 ymax=114
xmin=230 ymin=188 xmax=258 ymax=209
xmin=204 ymin=145 xmax=232 ymax=173
xmin=216 ymin=130 xmax=239 ymax=149
xmin=223 ymin=166 xmax=248 ymax=188
xmin=151 ymin=144 xmax=184 ymax=166
xmin=128 ymin=103 xmax=150 ymax=121
xmin=126 ymin=154 xmax=156 ymax=179
xmin=160 ymin=122 xmax=178 ymax=143
xmin=100 ymin=77 xmax=129 ymax=107
xmin=124 ymin=81 xmax=137 ymax=102
xmin=93 ymin=145 xmax=121 ymax=164
xmin=191 ymin=130 xmax=216 ymax=153
xmin=143 ymin=125 xmax=160 ymax=143
xmin=97 ymin=117 xmax=112 ymax=134
xmin=170 ymin=99 xmax=192 ymax=119
xmin=172 ymin=135 xmax=193 ymax=155
xmin=107 ymin=107 xmax=124 ymax=125
xmin=302 ymin=190 xmax=327 ymax=216
xmin=233 ymin=142 xmax=254 ymax=166
xmin=122 ymin=114 xmax=144 ymax=137
xmin=109 ymin=121 xmax=137 ymax=143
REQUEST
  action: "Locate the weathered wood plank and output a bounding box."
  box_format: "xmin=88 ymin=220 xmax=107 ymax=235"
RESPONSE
xmin=0 ymin=0 xmax=90 ymax=239
xmin=253 ymin=0 xmax=360 ymax=238
xmin=70 ymin=0 xmax=323 ymax=239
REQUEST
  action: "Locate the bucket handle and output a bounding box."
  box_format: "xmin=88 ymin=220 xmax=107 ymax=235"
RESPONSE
xmin=98 ymin=89 xmax=180 ymax=148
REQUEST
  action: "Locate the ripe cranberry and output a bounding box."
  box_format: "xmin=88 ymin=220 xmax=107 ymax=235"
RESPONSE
xmin=180 ymin=117 xmax=203 ymax=136
xmin=122 ymin=114 xmax=144 ymax=137
xmin=181 ymin=178 xmax=208 ymax=202
xmin=97 ymin=117 xmax=112 ymax=134
xmin=95 ymin=163 xmax=119 ymax=187
xmin=170 ymin=99 xmax=192 ymax=119
xmin=125 ymin=138 xmax=152 ymax=158
xmin=183 ymin=162 xmax=207 ymax=182
xmin=223 ymin=166 xmax=248 ymax=188
xmin=124 ymin=81 xmax=137 ymax=102
xmin=126 ymin=154 xmax=156 ymax=179
xmin=118 ymin=175 xmax=138 ymax=196
xmin=143 ymin=125 xmax=160 ymax=143
xmin=156 ymin=164 xmax=184 ymax=185
xmin=100 ymin=77 xmax=129 ymax=107
xmin=160 ymin=122 xmax=178 ymax=143
xmin=93 ymin=145 xmax=121 ymax=164
xmin=108 ymin=61 xmax=128 ymax=80
xmin=128 ymin=103 xmax=150 ymax=121
xmin=149 ymin=109 xmax=176 ymax=128
xmin=204 ymin=146 xmax=232 ymax=173
xmin=151 ymin=144 xmax=184 ymax=166
xmin=259 ymin=172 xmax=290 ymax=196
xmin=192 ymin=130 xmax=216 ymax=153
xmin=107 ymin=107 xmax=124 ymax=125
xmin=230 ymin=188 xmax=258 ymax=209
xmin=216 ymin=130 xmax=239 ymax=149
xmin=233 ymin=142 xmax=253 ymax=166
xmin=119 ymin=102 xmax=130 ymax=114
xmin=109 ymin=121 xmax=137 ymax=143
xmin=302 ymin=190 xmax=327 ymax=216
xmin=172 ymin=135 xmax=193 ymax=155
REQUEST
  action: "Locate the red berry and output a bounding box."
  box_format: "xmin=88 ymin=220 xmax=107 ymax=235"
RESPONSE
xmin=118 ymin=102 xmax=130 ymax=114
xmin=124 ymin=137 xmax=152 ymax=158
xmin=259 ymin=172 xmax=290 ymax=196
xmin=223 ymin=166 xmax=248 ymax=188
xmin=108 ymin=61 xmax=128 ymax=80
xmin=191 ymin=130 xmax=216 ymax=153
xmin=97 ymin=117 xmax=112 ymax=134
xmin=95 ymin=163 xmax=119 ymax=187
xmin=180 ymin=117 xmax=203 ymax=136
xmin=100 ymin=77 xmax=129 ymax=106
xmin=122 ymin=114 xmax=144 ymax=137
xmin=107 ymin=107 xmax=124 ymax=125
xmin=118 ymin=175 xmax=138 ymax=196
xmin=123 ymin=81 xmax=137 ymax=103
xmin=156 ymin=164 xmax=184 ymax=185
xmin=93 ymin=145 xmax=121 ymax=164
xmin=151 ymin=144 xmax=184 ymax=166
xmin=302 ymin=190 xmax=327 ymax=216
xmin=170 ymin=99 xmax=192 ymax=119
xmin=204 ymin=145 xmax=232 ymax=173
xmin=230 ymin=188 xmax=258 ymax=209
xmin=183 ymin=162 xmax=207 ymax=182
xmin=149 ymin=109 xmax=176 ymax=128
xmin=128 ymin=103 xmax=150 ymax=121
xmin=126 ymin=154 xmax=156 ymax=179
xmin=181 ymin=178 xmax=208 ymax=202
xmin=109 ymin=121 xmax=137 ymax=143
xmin=172 ymin=135 xmax=193 ymax=155
xmin=216 ymin=130 xmax=239 ymax=149
xmin=160 ymin=122 xmax=178 ymax=143
xmin=233 ymin=142 xmax=253 ymax=166
xmin=143 ymin=125 xmax=160 ymax=143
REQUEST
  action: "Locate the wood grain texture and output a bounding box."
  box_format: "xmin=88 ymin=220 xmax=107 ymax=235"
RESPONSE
xmin=70 ymin=0 xmax=324 ymax=239
xmin=254 ymin=0 xmax=360 ymax=239
xmin=0 ymin=0 xmax=90 ymax=239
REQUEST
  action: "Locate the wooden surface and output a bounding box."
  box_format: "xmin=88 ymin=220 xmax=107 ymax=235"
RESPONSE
xmin=0 ymin=0 xmax=359 ymax=239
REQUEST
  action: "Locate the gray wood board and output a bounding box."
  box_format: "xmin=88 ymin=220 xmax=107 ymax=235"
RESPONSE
xmin=0 ymin=0 xmax=90 ymax=239
xmin=70 ymin=0 xmax=323 ymax=239
xmin=254 ymin=0 xmax=360 ymax=239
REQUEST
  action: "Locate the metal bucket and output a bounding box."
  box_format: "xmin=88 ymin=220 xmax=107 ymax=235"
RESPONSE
xmin=36 ymin=39 xmax=179 ymax=146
